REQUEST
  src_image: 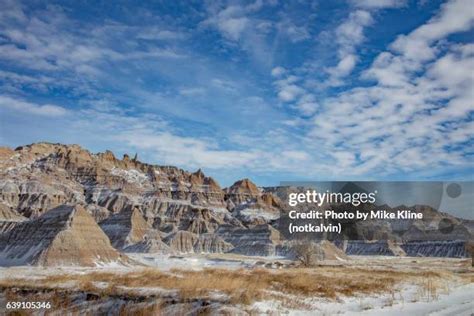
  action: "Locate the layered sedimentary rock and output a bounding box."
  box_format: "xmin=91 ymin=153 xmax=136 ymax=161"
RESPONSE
xmin=0 ymin=143 xmax=228 ymax=219
xmin=401 ymin=219 xmax=472 ymax=241
xmin=166 ymin=230 xmax=233 ymax=253
xmin=225 ymin=179 xmax=281 ymax=226
xmin=277 ymin=240 xmax=348 ymax=260
xmin=100 ymin=206 xmax=155 ymax=249
xmin=0 ymin=203 xmax=26 ymax=233
xmin=152 ymin=205 xmax=238 ymax=235
xmin=85 ymin=204 xmax=111 ymax=222
xmin=340 ymin=240 xmax=406 ymax=256
xmin=401 ymin=241 xmax=469 ymax=258
xmin=216 ymin=224 xmax=280 ymax=256
xmin=194 ymin=233 xmax=234 ymax=253
xmin=0 ymin=144 xmax=87 ymax=218
xmin=167 ymin=230 xmax=199 ymax=253
xmin=0 ymin=142 xmax=472 ymax=262
xmin=124 ymin=236 xmax=172 ymax=254
xmin=0 ymin=205 xmax=128 ymax=266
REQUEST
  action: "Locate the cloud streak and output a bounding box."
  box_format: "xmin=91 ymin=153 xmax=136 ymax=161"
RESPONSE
xmin=0 ymin=95 xmax=67 ymax=116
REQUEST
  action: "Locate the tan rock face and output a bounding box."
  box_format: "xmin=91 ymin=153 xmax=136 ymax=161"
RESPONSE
xmin=0 ymin=203 xmax=25 ymax=222
xmin=216 ymin=224 xmax=280 ymax=256
xmin=100 ymin=206 xmax=156 ymax=249
xmin=85 ymin=204 xmax=110 ymax=222
xmin=194 ymin=233 xmax=234 ymax=253
xmin=0 ymin=143 xmax=229 ymax=222
xmin=166 ymin=230 xmax=233 ymax=253
xmin=0 ymin=147 xmax=14 ymax=161
xmin=0 ymin=205 xmax=129 ymax=266
xmin=0 ymin=203 xmax=26 ymax=234
xmin=224 ymin=179 xmax=282 ymax=226
xmin=168 ymin=231 xmax=200 ymax=253
xmin=277 ymin=240 xmax=348 ymax=261
xmin=124 ymin=235 xmax=171 ymax=254
xmin=226 ymin=178 xmax=260 ymax=195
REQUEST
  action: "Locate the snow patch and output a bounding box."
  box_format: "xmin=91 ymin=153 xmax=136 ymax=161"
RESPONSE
xmin=110 ymin=168 xmax=149 ymax=184
xmin=238 ymin=208 xmax=279 ymax=221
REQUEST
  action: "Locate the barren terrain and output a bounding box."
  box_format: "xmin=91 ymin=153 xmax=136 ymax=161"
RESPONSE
xmin=0 ymin=255 xmax=472 ymax=315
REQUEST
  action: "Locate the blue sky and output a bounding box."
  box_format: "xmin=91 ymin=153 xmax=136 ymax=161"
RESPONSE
xmin=0 ymin=0 xmax=473 ymax=187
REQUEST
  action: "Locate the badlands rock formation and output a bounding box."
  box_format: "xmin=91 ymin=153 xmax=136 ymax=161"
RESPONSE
xmin=0 ymin=203 xmax=25 ymax=234
xmin=0 ymin=143 xmax=284 ymax=263
xmin=165 ymin=230 xmax=234 ymax=253
xmin=0 ymin=205 xmax=128 ymax=266
xmin=340 ymin=240 xmax=406 ymax=256
xmin=0 ymin=142 xmax=472 ymax=266
xmin=217 ymin=224 xmax=280 ymax=256
xmin=100 ymin=206 xmax=155 ymax=249
xmin=225 ymin=179 xmax=282 ymax=225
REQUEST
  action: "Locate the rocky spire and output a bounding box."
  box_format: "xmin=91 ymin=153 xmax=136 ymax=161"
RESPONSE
xmin=227 ymin=178 xmax=260 ymax=195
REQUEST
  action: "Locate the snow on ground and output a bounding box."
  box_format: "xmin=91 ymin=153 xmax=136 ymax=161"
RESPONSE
xmin=127 ymin=253 xmax=225 ymax=270
xmin=127 ymin=253 xmax=286 ymax=270
xmin=251 ymin=283 xmax=474 ymax=315
xmin=0 ymin=255 xmax=471 ymax=315
xmin=346 ymin=283 xmax=474 ymax=316
xmin=0 ymin=253 xmax=287 ymax=279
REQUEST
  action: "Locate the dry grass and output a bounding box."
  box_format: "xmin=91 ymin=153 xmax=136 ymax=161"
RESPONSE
xmin=0 ymin=266 xmax=450 ymax=306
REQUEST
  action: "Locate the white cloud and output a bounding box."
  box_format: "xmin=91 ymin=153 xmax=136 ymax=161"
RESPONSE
xmin=201 ymin=5 xmax=249 ymax=41
xmin=271 ymin=66 xmax=286 ymax=77
xmin=211 ymin=78 xmax=238 ymax=93
xmin=324 ymin=10 xmax=373 ymax=85
xmin=325 ymin=0 xmax=407 ymax=85
xmin=295 ymin=93 xmax=319 ymax=116
xmin=296 ymin=102 xmax=318 ymax=116
xmin=179 ymin=87 xmax=206 ymax=96
xmin=272 ymin=72 xmax=320 ymax=116
xmin=0 ymin=95 xmax=67 ymax=116
xmin=62 ymin=109 xmax=317 ymax=173
xmin=200 ymin=1 xmax=280 ymax=68
xmin=309 ymin=44 xmax=474 ymax=175
xmin=0 ymin=2 xmax=187 ymax=75
xmin=277 ymin=84 xmax=304 ymax=102
xmin=281 ymin=150 xmax=310 ymax=161
xmin=391 ymin=0 xmax=474 ymax=62
xmin=274 ymin=74 xmax=306 ymax=103
xmin=118 ymin=131 xmax=259 ymax=169
xmin=276 ymin=19 xmax=310 ymax=43
xmin=335 ymin=10 xmax=373 ymax=55
xmin=219 ymin=17 xmax=249 ymax=41
xmin=0 ymin=95 xmax=310 ymax=174
xmin=290 ymin=0 xmax=474 ymax=177
xmin=137 ymin=29 xmax=186 ymax=41
xmin=351 ymin=0 xmax=407 ymax=9
xmin=326 ymin=54 xmax=357 ymax=84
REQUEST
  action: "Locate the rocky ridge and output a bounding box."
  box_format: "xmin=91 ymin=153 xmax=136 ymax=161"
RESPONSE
xmin=0 ymin=142 xmax=472 ymax=266
xmin=0 ymin=143 xmax=285 ymax=264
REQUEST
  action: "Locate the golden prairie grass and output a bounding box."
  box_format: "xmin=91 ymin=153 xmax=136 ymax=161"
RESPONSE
xmin=0 ymin=266 xmax=451 ymax=306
